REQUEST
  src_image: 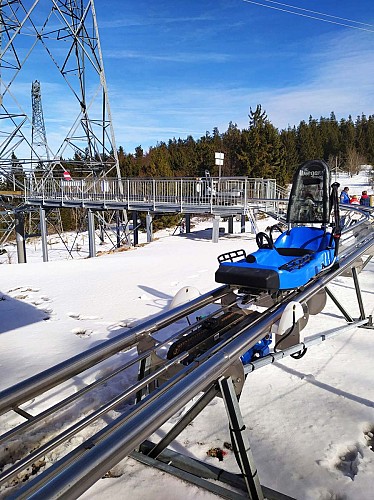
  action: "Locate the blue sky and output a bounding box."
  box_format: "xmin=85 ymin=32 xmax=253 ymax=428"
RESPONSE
xmin=6 ymin=1 xmax=374 ymax=156
xmin=92 ymin=0 xmax=374 ymax=153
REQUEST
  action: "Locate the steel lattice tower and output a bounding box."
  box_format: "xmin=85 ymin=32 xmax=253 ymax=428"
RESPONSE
xmin=0 ymin=0 xmax=120 ymax=184
xmin=31 ymin=80 xmax=50 ymax=164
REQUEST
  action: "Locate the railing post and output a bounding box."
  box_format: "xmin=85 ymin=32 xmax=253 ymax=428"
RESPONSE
xmin=210 ymin=178 xmax=214 ymax=213
xmin=153 ymin=179 xmax=156 ymax=211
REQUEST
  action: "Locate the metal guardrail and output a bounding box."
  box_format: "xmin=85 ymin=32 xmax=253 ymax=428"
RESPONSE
xmin=25 ymin=176 xmax=288 ymax=213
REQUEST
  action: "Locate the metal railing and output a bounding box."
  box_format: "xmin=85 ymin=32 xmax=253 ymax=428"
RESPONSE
xmin=25 ymin=176 xmax=287 ymax=212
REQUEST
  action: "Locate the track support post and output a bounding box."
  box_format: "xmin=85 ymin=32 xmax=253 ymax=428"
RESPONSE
xmin=325 ymin=286 xmax=353 ymax=322
xmin=39 ymin=206 xmax=49 ymax=262
xmin=146 ymin=213 xmax=153 ymax=242
xmin=219 ymin=376 xmax=264 ymax=500
xmin=228 ymin=215 xmax=234 ymax=234
xmin=185 ymin=213 xmax=191 ymax=233
xmin=132 ymin=210 xmax=139 ymax=246
xmin=87 ymin=209 xmax=96 ymax=258
xmin=241 ymin=213 xmax=246 ymax=233
xmin=351 ymin=267 xmax=366 ymax=321
xmin=15 ymin=210 xmax=26 ymax=264
xmin=212 ymin=215 xmax=220 ymax=242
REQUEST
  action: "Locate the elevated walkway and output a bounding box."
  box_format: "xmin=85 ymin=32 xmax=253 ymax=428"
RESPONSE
xmin=6 ymin=176 xmax=289 ymax=262
xmin=25 ymin=176 xmax=288 ymax=216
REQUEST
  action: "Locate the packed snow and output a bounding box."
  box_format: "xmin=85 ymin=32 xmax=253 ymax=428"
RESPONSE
xmin=0 ymin=169 xmax=373 ymax=500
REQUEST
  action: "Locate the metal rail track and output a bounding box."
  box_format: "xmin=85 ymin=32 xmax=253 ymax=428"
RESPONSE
xmin=0 ymin=212 xmax=373 ymax=499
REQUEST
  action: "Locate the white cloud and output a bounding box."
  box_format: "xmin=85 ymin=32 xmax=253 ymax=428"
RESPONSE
xmin=108 ymin=28 xmax=374 ymax=152
xmin=5 ymin=17 xmax=374 ymax=157
xmin=105 ymin=49 xmax=231 ymax=63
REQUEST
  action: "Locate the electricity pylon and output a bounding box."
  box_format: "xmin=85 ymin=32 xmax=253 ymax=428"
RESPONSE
xmin=0 ymin=0 xmax=120 ymax=182
xmin=31 ymin=80 xmax=50 ymax=165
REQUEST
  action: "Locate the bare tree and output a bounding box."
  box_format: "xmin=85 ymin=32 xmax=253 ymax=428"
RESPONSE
xmin=344 ymin=147 xmax=366 ymax=177
xmin=369 ymin=166 xmax=374 ymax=189
xmin=327 ymin=154 xmax=344 ymax=181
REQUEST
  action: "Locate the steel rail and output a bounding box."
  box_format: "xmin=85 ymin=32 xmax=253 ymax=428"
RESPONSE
xmin=0 ymin=285 xmax=231 ymax=416
xmin=17 ymin=230 xmax=374 ymax=499
xmin=0 ymin=302 xmax=244 ymax=485
xmin=0 ymin=351 xmax=190 ymax=487
xmin=5 ymin=305 xmax=289 ymax=496
xmin=245 ymin=318 xmax=370 ymax=374
xmin=0 ymin=299 xmax=236 ymax=447
xmin=340 ymin=204 xmax=372 ymax=235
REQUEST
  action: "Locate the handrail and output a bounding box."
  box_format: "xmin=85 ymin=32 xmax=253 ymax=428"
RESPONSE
xmin=0 ymin=285 xmax=230 ymax=416
xmin=26 ymin=176 xmax=280 ymax=206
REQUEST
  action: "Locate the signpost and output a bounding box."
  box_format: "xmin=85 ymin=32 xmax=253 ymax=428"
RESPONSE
xmin=215 ymin=152 xmax=224 ymax=178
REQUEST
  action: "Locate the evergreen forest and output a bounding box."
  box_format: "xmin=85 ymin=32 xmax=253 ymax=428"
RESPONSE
xmin=116 ymin=105 xmax=374 ymax=187
xmin=2 ymin=105 xmax=374 ymax=191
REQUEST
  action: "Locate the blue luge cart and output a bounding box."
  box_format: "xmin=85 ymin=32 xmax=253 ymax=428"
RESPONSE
xmin=215 ymin=160 xmax=341 ymax=292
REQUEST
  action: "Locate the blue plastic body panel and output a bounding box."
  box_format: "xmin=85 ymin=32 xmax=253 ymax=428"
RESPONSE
xmin=241 ymin=335 xmax=272 ymax=364
xmin=215 ymin=227 xmax=336 ymax=291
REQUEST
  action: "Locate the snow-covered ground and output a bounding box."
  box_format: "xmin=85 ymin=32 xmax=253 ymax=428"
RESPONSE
xmin=0 ymin=168 xmax=373 ymax=499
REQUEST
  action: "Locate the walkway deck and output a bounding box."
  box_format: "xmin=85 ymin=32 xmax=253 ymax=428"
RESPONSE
xmin=25 ymin=176 xmax=288 ymax=215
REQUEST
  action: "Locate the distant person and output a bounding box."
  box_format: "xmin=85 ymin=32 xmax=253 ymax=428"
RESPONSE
xmin=360 ymin=190 xmax=370 ymax=207
xmin=350 ymin=194 xmax=359 ymax=205
xmin=340 ymin=186 xmax=350 ymax=204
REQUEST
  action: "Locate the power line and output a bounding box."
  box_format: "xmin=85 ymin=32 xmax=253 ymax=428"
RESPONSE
xmin=256 ymin=0 xmax=374 ymax=28
xmin=242 ymin=0 xmax=374 ymax=33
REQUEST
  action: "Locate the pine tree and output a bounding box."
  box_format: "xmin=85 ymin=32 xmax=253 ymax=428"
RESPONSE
xmin=246 ymin=105 xmax=286 ymax=182
xmin=221 ymin=122 xmax=242 ymax=176
xmin=355 ymin=113 xmax=367 ymax=156
xmin=365 ymin=115 xmax=374 ymax=164
xmin=133 ymin=146 xmax=145 ymax=176
xmin=196 ymin=133 xmax=215 ymax=177
xmin=308 ymin=116 xmax=323 ymax=159
xmin=297 ymin=120 xmax=316 ymax=161
xmin=148 ymin=143 xmax=173 ymax=177
xmin=280 ymin=127 xmax=299 ymax=181
xmin=339 ymin=116 xmax=355 ymax=159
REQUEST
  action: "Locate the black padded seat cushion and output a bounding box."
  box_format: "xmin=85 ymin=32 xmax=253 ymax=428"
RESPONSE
xmin=275 ymin=247 xmax=314 ymax=257
xmin=215 ymin=265 xmax=280 ymax=290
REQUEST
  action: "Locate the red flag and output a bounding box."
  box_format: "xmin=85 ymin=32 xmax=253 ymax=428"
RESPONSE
xmin=63 ymin=170 xmax=72 ymax=181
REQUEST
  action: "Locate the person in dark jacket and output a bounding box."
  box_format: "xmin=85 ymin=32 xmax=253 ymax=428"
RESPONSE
xmin=360 ymin=190 xmax=370 ymax=207
xmin=340 ymin=186 xmax=350 ymax=204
